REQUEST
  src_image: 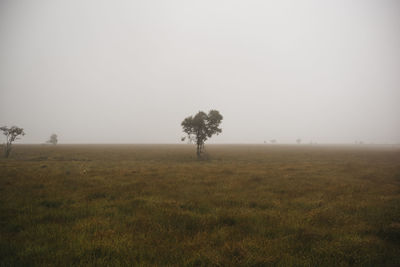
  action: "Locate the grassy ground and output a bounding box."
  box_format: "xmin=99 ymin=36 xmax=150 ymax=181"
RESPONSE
xmin=0 ymin=144 xmax=399 ymax=266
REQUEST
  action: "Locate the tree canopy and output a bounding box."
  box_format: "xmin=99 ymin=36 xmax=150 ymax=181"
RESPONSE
xmin=181 ymin=110 xmax=223 ymax=157
xmin=0 ymin=126 xmax=25 ymax=158
xmin=47 ymin=134 xmax=58 ymax=145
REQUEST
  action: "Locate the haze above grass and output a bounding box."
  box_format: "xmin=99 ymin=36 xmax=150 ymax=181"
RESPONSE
xmin=1 ymin=0 xmax=399 ymax=144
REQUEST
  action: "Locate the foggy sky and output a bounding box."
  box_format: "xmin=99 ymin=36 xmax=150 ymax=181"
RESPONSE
xmin=1 ymin=0 xmax=399 ymax=144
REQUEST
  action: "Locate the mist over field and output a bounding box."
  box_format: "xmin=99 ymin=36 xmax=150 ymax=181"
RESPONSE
xmin=1 ymin=2 xmax=400 ymax=265
xmin=1 ymin=0 xmax=399 ymax=144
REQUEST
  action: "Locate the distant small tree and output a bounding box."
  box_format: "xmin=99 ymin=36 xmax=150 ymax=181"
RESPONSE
xmin=181 ymin=110 xmax=223 ymax=157
xmin=296 ymin=138 xmax=301 ymax=144
xmin=47 ymin=134 xmax=58 ymax=145
xmin=0 ymin=126 xmax=25 ymax=158
xmin=270 ymin=139 xmax=277 ymax=144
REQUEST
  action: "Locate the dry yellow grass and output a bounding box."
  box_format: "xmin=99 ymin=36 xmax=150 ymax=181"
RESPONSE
xmin=0 ymin=144 xmax=399 ymax=266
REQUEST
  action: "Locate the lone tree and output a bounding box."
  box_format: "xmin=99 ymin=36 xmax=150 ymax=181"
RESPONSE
xmin=0 ymin=126 xmax=25 ymax=158
xmin=296 ymin=138 xmax=301 ymax=144
xmin=47 ymin=134 xmax=58 ymax=145
xmin=181 ymin=110 xmax=223 ymax=157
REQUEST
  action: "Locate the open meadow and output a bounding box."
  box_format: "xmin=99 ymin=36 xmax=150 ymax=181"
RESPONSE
xmin=0 ymin=144 xmax=399 ymax=266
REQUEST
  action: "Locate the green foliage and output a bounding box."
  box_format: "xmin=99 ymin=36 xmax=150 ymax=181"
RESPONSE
xmin=181 ymin=110 xmax=223 ymax=157
xmin=0 ymin=144 xmax=399 ymax=266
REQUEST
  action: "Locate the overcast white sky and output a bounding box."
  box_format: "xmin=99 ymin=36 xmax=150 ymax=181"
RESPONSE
xmin=0 ymin=0 xmax=399 ymax=144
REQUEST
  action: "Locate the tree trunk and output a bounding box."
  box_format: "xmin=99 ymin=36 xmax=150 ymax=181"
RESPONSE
xmin=4 ymin=143 xmax=11 ymax=158
xmin=196 ymin=141 xmax=205 ymax=158
xmin=196 ymin=143 xmax=201 ymax=158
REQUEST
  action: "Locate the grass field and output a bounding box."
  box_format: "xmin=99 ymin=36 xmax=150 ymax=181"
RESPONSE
xmin=0 ymin=144 xmax=399 ymax=266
